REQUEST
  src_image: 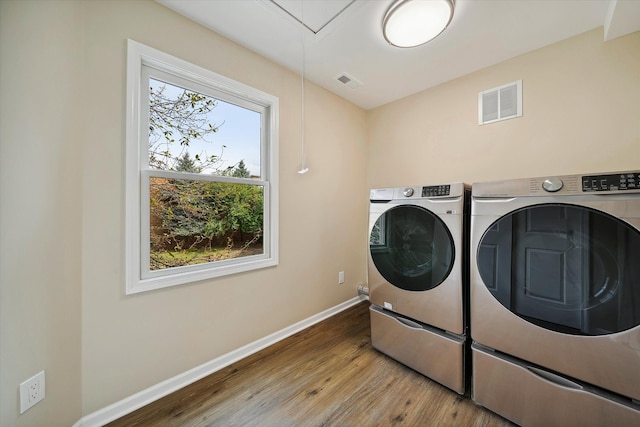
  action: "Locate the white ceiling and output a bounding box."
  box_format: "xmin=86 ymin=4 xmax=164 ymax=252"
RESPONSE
xmin=157 ymin=0 xmax=640 ymax=110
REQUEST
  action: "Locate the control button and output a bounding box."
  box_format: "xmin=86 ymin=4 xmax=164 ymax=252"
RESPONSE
xmin=542 ymin=177 xmax=564 ymax=192
xmin=403 ymin=188 xmax=414 ymax=197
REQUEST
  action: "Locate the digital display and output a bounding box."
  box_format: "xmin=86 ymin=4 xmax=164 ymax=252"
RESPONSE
xmin=582 ymin=172 xmax=640 ymax=192
xmin=422 ymin=185 xmax=450 ymax=197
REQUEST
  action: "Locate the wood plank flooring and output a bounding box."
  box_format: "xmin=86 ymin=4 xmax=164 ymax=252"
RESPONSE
xmin=107 ymin=302 xmax=514 ymax=426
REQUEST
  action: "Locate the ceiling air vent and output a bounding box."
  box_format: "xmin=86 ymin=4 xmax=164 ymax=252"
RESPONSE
xmin=336 ymin=72 xmax=363 ymax=89
xmin=478 ymin=80 xmax=522 ymax=125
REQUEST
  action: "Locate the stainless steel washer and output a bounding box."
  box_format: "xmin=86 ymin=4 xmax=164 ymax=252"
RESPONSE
xmin=368 ymin=183 xmax=469 ymax=394
xmin=470 ymin=170 xmax=640 ymax=425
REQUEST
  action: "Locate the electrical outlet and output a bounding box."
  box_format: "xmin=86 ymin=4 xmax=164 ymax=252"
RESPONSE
xmin=19 ymin=371 xmax=45 ymax=414
xmin=338 ymin=271 xmax=345 ymax=284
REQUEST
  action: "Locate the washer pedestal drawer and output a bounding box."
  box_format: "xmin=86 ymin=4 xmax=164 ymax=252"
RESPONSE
xmin=472 ymin=343 xmax=640 ymax=426
xmin=369 ymin=305 xmax=465 ymax=394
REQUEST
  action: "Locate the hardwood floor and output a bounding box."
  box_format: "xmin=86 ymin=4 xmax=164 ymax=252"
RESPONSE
xmin=107 ymin=302 xmax=514 ymax=426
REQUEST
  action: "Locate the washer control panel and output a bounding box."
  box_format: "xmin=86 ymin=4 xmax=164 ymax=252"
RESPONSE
xmin=422 ymin=185 xmax=450 ymax=197
xmin=582 ymin=172 xmax=640 ymax=192
xmin=371 ymin=183 xmax=465 ymax=200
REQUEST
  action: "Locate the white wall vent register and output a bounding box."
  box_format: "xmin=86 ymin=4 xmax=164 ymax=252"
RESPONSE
xmin=478 ymin=80 xmax=522 ymax=125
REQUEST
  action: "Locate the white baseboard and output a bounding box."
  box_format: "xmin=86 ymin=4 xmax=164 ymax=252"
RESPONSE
xmin=74 ymin=296 xmax=365 ymax=427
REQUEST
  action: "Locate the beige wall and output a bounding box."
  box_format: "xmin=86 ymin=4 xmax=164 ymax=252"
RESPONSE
xmin=1 ymin=1 xmax=639 ymax=425
xmin=367 ymin=29 xmax=640 ymax=188
xmin=1 ymin=0 xmax=367 ymax=424
xmin=0 ymin=1 xmax=83 ymax=426
xmin=80 ymin=0 xmax=367 ymax=416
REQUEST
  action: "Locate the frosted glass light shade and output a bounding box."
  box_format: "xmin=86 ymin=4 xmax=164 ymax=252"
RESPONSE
xmin=383 ymin=0 xmax=454 ymax=48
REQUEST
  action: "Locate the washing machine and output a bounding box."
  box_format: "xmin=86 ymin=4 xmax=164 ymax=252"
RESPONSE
xmin=368 ymin=183 xmax=469 ymax=394
xmin=470 ymin=170 xmax=640 ymax=426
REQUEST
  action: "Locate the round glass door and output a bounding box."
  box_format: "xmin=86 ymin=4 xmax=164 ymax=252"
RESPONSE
xmin=370 ymin=205 xmax=454 ymax=291
xmin=477 ymin=203 xmax=640 ymax=336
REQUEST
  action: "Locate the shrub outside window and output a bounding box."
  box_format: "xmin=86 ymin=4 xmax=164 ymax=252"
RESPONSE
xmin=126 ymin=40 xmax=279 ymax=294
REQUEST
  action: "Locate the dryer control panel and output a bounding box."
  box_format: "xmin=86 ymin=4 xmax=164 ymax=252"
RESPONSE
xmin=371 ymin=183 xmax=466 ymax=201
xmin=474 ymin=170 xmax=640 ymax=197
xmin=582 ymin=172 xmax=640 ymax=192
xmin=422 ymin=185 xmax=450 ymax=197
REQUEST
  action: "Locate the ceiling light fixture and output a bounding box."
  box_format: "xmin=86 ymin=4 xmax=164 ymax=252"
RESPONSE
xmin=383 ymin=0 xmax=454 ymax=48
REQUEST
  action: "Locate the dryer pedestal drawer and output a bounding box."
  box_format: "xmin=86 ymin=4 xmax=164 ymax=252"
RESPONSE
xmin=472 ymin=344 xmax=640 ymax=426
xmin=369 ymin=305 xmax=465 ymax=394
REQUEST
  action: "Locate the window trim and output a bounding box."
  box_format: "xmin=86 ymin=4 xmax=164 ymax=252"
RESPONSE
xmin=125 ymin=39 xmax=279 ymax=294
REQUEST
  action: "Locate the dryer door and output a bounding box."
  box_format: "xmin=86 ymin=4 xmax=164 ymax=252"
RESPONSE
xmin=476 ymin=203 xmax=640 ymax=335
xmin=370 ymin=205 xmax=454 ymax=291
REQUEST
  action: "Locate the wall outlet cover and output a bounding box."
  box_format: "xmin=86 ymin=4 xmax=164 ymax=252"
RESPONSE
xmin=19 ymin=371 xmax=45 ymax=414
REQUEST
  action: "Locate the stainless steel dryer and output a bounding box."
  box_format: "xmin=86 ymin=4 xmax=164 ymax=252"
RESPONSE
xmin=368 ymin=183 xmax=469 ymax=394
xmin=470 ymin=170 xmax=640 ymax=426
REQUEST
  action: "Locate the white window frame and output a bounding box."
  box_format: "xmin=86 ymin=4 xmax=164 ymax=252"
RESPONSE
xmin=125 ymin=40 xmax=279 ymax=294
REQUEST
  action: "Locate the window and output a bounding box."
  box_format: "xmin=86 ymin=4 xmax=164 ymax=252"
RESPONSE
xmin=126 ymin=40 xmax=279 ymax=294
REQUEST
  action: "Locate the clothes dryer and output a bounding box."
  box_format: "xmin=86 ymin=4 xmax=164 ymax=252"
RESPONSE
xmin=470 ymin=170 xmax=640 ymax=425
xmin=368 ymin=183 xmax=469 ymax=394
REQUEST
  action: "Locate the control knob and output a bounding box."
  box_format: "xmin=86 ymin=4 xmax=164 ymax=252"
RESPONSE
xmin=542 ymin=177 xmax=563 ymax=192
xmin=403 ymin=188 xmax=414 ymax=197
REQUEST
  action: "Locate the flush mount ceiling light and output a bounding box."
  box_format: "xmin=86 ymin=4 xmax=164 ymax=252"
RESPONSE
xmin=383 ymin=0 xmax=454 ymax=48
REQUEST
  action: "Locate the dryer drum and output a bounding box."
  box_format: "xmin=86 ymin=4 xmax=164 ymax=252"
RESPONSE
xmin=370 ymin=205 xmax=454 ymax=291
xmin=476 ymin=203 xmax=640 ymax=336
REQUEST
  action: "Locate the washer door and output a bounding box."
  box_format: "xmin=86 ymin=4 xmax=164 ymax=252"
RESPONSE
xmin=476 ymin=203 xmax=640 ymax=335
xmin=370 ymin=205 xmax=454 ymax=291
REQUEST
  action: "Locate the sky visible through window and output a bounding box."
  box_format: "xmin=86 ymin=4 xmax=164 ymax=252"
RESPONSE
xmin=150 ymin=78 xmax=261 ymax=177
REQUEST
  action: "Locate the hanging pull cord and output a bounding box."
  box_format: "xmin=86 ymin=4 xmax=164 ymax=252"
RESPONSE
xmin=298 ymin=63 xmax=308 ymax=174
xmin=298 ymin=2 xmax=309 ymax=174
